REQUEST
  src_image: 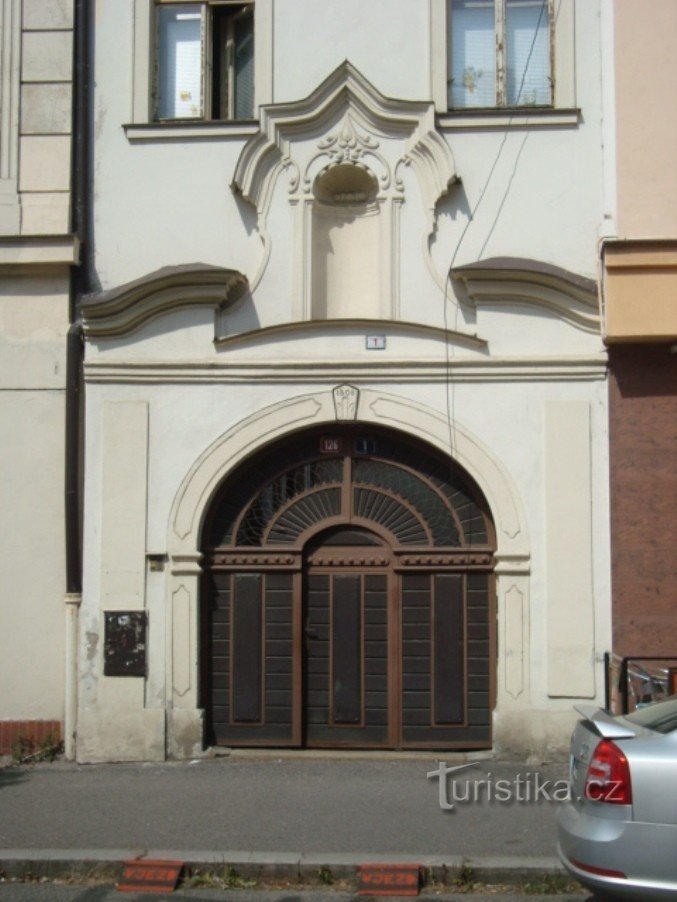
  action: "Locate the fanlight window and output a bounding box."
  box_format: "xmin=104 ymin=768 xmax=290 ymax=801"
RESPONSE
xmin=204 ymin=430 xmax=491 ymax=551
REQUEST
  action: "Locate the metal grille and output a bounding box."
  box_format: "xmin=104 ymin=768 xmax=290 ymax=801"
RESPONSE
xmin=353 ymin=487 xmax=429 ymax=545
xmin=267 ymin=488 xmax=342 ymax=545
xmin=234 ymin=460 xmax=342 ymax=546
xmin=354 ymin=460 xmax=460 ymax=546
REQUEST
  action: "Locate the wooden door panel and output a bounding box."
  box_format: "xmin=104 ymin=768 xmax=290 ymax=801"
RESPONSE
xmin=204 ymin=571 xmax=296 ymax=745
xmin=204 ymin=567 xmax=492 ymax=749
xmin=400 ymin=572 xmax=491 ymax=748
xmin=232 ymin=574 xmax=263 ymax=723
xmin=304 ymin=572 xmax=390 ymax=747
xmin=331 ymin=575 xmax=362 ymax=724
xmin=433 ymin=574 xmax=464 ymax=724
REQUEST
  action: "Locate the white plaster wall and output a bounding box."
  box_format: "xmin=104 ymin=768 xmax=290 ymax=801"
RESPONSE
xmin=0 ymin=276 xmax=70 ymax=387
xmin=84 ymin=304 xmax=603 ymax=363
xmin=272 ymin=0 xmax=430 ymax=105
xmin=0 ymin=391 xmax=67 ymax=718
xmin=0 ymin=280 xmax=69 ymax=720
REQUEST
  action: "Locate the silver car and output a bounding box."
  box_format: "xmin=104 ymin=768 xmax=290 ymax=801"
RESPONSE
xmin=557 ymin=695 xmax=677 ymax=900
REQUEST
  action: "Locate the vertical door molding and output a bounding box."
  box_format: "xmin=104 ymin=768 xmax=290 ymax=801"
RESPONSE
xmin=496 ymin=572 xmax=530 ymax=705
xmin=166 ymin=553 xmax=204 ymax=758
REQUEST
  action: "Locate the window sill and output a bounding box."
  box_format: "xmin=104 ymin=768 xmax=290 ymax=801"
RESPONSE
xmin=437 ymin=108 xmax=581 ymax=130
xmin=124 ymin=120 xmax=260 ymax=142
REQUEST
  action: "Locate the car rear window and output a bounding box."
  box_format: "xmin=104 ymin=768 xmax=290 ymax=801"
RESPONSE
xmin=625 ymin=696 xmax=677 ymax=734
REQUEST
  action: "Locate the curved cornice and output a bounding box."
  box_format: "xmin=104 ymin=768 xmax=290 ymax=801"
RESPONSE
xmin=452 ymin=258 xmax=600 ymax=333
xmin=232 ymin=60 xmax=457 ymax=217
xmin=82 ymin=264 xmax=248 ymax=339
xmin=215 ymin=318 xmax=486 ymax=351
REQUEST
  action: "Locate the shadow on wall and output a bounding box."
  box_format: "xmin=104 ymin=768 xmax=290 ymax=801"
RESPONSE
xmin=232 ymin=188 xmax=259 ymax=237
xmin=436 ymin=179 xmax=472 ymax=228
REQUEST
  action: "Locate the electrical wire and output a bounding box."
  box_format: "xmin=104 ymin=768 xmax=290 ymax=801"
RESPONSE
xmin=443 ymin=0 xmax=552 ymax=464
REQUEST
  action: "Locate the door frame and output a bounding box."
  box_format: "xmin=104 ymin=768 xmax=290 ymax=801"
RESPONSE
xmin=199 ymin=422 xmax=500 ymax=750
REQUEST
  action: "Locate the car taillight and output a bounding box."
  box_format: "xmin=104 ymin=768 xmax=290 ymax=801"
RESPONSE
xmin=584 ymin=739 xmax=632 ymax=804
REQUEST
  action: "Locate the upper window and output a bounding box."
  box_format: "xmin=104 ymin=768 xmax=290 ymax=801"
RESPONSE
xmin=155 ymin=1 xmax=254 ymax=120
xmin=448 ymin=0 xmax=552 ymax=109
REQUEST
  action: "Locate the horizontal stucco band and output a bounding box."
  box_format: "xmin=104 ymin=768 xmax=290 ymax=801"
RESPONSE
xmin=84 ymin=357 xmax=608 ymax=385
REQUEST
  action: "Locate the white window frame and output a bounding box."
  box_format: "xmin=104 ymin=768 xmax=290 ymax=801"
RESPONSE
xmin=131 ymin=0 xmax=272 ymax=125
xmin=430 ymin=0 xmax=576 ymax=118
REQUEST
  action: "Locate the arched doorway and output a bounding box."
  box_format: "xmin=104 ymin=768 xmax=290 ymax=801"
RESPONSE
xmin=200 ymin=425 xmax=496 ymax=749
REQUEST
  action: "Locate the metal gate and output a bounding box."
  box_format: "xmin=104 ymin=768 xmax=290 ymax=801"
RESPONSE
xmin=201 ymin=427 xmax=495 ymax=749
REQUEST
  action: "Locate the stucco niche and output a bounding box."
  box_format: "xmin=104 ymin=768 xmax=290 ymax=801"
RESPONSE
xmin=231 ymin=61 xmax=458 ymax=317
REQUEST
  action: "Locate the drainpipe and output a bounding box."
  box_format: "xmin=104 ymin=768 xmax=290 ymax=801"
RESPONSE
xmin=64 ymin=0 xmax=90 ymax=760
xmin=64 ymin=321 xmax=82 ymax=761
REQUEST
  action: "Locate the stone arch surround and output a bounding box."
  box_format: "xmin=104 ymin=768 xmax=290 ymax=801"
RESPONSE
xmin=165 ymin=388 xmax=531 ymax=757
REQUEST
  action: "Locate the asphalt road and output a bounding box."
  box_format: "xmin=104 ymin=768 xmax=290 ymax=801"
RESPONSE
xmin=0 ymin=757 xmax=569 ymax=857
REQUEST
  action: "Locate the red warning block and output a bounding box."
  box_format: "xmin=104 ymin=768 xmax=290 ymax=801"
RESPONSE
xmin=358 ymin=863 xmax=421 ymax=896
xmin=117 ymin=859 xmax=184 ymax=894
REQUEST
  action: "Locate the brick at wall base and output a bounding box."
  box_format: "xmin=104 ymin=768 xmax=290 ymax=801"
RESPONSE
xmin=0 ymin=720 xmax=62 ymax=756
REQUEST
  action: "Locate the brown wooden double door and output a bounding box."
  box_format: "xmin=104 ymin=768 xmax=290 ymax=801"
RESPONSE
xmin=203 ymin=563 xmax=492 ymax=749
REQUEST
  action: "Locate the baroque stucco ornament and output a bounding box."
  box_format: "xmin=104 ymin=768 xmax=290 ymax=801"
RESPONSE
xmin=305 ymin=115 xmax=390 ymax=194
xmin=333 ymin=384 xmax=360 ymax=421
xmin=318 ymin=115 xmax=379 ymax=162
xmin=231 ymin=61 xmax=458 ymax=293
xmin=233 ymin=61 xmax=457 ymax=213
xmin=452 ymin=258 xmax=601 ymax=334
xmin=81 ymin=265 xmax=248 ymax=339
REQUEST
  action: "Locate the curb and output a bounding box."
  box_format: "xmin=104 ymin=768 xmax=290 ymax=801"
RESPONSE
xmin=0 ymin=850 xmax=566 ymax=885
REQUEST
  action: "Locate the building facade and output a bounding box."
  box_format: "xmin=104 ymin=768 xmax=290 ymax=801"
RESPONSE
xmin=0 ymin=0 xmax=78 ymax=757
xmin=3 ymin=1 xmax=627 ymax=762
xmin=74 ymin=0 xmax=611 ymax=762
xmin=602 ymin=0 xmax=677 ymax=661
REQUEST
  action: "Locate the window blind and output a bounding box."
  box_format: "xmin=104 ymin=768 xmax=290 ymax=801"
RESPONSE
xmin=449 ymin=0 xmax=496 ymax=109
xmin=506 ymin=0 xmax=551 ymax=106
xmin=157 ymin=6 xmax=203 ymax=119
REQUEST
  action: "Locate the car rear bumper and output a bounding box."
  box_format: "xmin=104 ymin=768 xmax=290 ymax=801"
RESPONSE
xmin=557 ymin=801 xmax=677 ymax=901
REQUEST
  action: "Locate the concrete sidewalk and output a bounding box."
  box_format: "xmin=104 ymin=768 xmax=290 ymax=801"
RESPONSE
xmin=0 ymin=754 xmax=574 ymax=888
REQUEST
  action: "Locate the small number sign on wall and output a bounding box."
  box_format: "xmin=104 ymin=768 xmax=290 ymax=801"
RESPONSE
xmin=320 ymin=436 xmax=344 ymax=454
